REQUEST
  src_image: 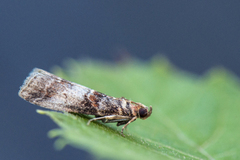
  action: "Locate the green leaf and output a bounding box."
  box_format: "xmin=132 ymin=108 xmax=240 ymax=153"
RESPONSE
xmin=37 ymin=58 xmax=240 ymax=159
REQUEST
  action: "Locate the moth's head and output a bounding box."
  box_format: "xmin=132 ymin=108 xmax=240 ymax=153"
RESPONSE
xmin=131 ymin=102 xmax=152 ymax=120
xmin=138 ymin=105 xmax=152 ymax=120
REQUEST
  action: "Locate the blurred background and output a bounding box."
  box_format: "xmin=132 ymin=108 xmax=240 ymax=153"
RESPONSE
xmin=1 ymin=1 xmax=240 ymax=160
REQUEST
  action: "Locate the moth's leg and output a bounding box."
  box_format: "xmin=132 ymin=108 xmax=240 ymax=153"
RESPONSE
xmin=87 ymin=115 xmax=130 ymax=125
xmin=121 ymin=116 xmax=137 ymax=136
xmin=104 ymin=119 xmax=130 ymax=123
xmin=87 ymin=116 xmax=109 ymax=125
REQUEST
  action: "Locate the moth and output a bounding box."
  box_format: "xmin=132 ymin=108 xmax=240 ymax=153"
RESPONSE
xmin=18 ymin=68 xmax=152 ymax=136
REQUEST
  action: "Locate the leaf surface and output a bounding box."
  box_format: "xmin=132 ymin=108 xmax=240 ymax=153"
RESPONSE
xmin=37 ymin=58 xmax=240 ymax=159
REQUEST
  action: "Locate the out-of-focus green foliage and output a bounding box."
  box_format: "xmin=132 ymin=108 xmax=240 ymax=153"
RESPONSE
xmin=37 ymin=58 xmax=240 ymax=159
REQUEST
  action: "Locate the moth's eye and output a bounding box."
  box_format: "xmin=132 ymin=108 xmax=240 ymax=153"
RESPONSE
xmin=139 ymin=108 xmax=148 ymax=118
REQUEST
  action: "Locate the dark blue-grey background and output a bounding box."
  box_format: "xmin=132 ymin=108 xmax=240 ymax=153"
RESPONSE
xmin=1 ymin=1 xmax=240 ymax=160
